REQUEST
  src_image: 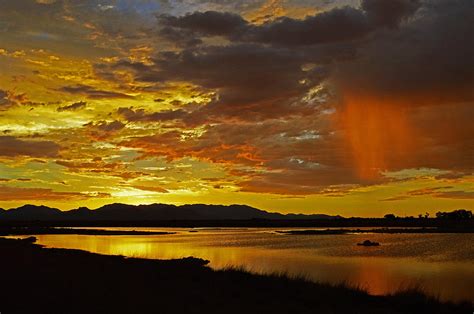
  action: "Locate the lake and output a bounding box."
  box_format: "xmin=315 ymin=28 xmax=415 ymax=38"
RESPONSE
xmin=26 ymin=228 xmax=474 ymax=302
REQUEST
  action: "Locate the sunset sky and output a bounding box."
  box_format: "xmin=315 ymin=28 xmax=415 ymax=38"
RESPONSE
xmin=0 ymin=0 xmax=472 ymax=216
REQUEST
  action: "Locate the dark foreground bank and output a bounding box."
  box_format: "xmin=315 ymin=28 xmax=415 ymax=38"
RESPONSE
xmin=0 ymin=238 xmax=471 ymax=314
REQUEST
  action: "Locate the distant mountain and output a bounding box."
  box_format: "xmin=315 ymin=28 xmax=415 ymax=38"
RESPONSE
xmin=0 ymin=203 xmax=341 ymax=221
xmin=2 ymin=205 xmax=63 ymax=220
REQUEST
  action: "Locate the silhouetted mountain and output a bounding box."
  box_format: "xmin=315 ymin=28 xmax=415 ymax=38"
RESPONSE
xmin=0 ymin=203 xmax=341 ymax=221
xmin=285 ymin=213 xmax=342 ymax=219
xmin=2 ymin=204 xmax=63 ymax=220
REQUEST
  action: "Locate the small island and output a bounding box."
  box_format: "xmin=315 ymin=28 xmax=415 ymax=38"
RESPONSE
xmin=357 ymin=240 xmax=380 ymax=246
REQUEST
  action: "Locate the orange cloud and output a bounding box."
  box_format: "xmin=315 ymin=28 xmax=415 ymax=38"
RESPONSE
xmin=131 ymin=185 xmax=169 ymax=193
xmin=0 ymin=136 xmax=60 ymax=158
xmin=0 ymin=185 xmax=108 ymax=201
xmin=382 ymin=186 xmax=474 ymax=201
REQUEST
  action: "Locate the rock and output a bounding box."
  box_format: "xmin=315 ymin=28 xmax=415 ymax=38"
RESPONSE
xmin=357 ymin=240 xmax=380 ymax=246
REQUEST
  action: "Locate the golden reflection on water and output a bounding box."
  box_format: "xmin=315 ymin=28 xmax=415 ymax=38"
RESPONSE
xmin=29 ymin=229 xmax=474 ymax=302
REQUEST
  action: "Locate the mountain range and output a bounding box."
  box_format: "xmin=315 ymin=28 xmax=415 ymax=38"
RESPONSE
xmin=0 ymin=203 xmax=341 ymax=221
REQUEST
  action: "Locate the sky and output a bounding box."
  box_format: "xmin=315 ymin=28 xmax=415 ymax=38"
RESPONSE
xmin=0 ymin=0 xmax=472 ymax=216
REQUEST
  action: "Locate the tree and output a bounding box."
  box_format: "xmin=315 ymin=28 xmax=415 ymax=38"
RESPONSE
xmin=436 ymin=209 xmax=473 ymax=219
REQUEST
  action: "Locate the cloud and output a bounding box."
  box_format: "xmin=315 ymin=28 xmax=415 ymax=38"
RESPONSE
xmin=333 ymin=0 xmax=473 ymax=101
xmin=0 ymin=178 xmax=32 ymax=182
xmin=58 ymin=84 xmax=133 ymax=99
xmin=159 ymin=0 xmax=420 ymax=47
xmin=329 ymin=0 xmax=474 ymax=178
xmin=55 ymin=157 xmax=150 ymax=181
xmin=91 ymin=120 xmax=125 ymax=132
xmin=159 ymin=10 xmax=247 ymax=37
xmin=105 ymin=43 xmax=324 ymax=124
xmin=132 ymin=185 xmax=169 ymax=193
xmin=0 ymin=90 xmax=9 ymax=108
xmin=0 ymin=136 xmax=60 ymax=158
xmin=56 ymin=159 xmax=122 ymax=173
xmin=361 ymin=0 xmax=420 ymax=27
xmin=0 ymin=0 xmax=162 ymax=60
xmin=0 ymin=185 xmax=109 ymax=201
xmin=117 ymin=107 xmax=187 ymax=122
xmin=120 ymin=117 xmax=379 ymax=195
xmin=382 ymin=186 xmax=474 ymax=201
xmin=0 ymin=89 xmax=28 ymax=110
xmin=101 ymin=1 xmax=426 ymax=127
xmin=35 ymin=0 xmax=57 ymax=4
xmin=84 ymin=120 xmax=125 ymax=140
xmin=433 ymin=191 xmax=474 ymax=200
xmin=57 ymin=101 xmax=87 ymax=112
xmin=380 ymin=195 xmax=409 ymax=202
xmin=406 ymin=186 xmax=453 ymax=196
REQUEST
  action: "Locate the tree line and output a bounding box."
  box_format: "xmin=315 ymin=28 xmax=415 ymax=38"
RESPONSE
xmin=384 ymin=209 xmax=472 ymax=220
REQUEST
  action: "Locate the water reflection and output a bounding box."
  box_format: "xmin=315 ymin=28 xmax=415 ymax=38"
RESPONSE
xmin=28 ymin=228 xmax=474 ymax=302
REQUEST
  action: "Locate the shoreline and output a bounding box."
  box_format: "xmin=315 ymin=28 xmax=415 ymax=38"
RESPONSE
xmin=275 ymin=227 xmax=474 ymax=235
xmin=0 ymin=237 xmax=471 ymax=314
xmin=1 ymin=225 xmax=473 ymax=237
xmin=0 ymin=226 xmax=175 ymax=236
xmin=2 ymin=217 xmax=473 ymax=229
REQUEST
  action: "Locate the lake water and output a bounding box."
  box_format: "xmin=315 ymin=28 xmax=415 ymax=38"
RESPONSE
xmin=26 ymin=228 xmax=474 ymax=302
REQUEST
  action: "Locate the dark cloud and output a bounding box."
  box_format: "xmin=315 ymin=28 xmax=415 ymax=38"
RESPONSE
xmin=57 ymin=101 xmax=87 ymax=112
xmin=0 ymin=89 xmax=28 ymax=110
xmin=435 ymin=172 xmax=471 ymax=180
xmin=326 ymin=0 xmax=474 ymax=179
xmin=362 ymin=0 xmax=420 ymax=27
xmin=158 ymin=26 xmax=203 ymax=47
xmin=117 ymin=107 xmax=187 ymax=122
xmin=93 ymin=120 xmax=125 ymax=132
xmin=105 ymin=44 xmax=324 ymax=123
xmin=243 ymin=7 xmax=371 ymax=46
xmin=158 ymin=1 xmax=420 ymax=47
xmin=157 ymin=10 xmax=247 ymax=47
xmin=159 ymin=10 xmax=247 ymax=37
xmin=0 ymin=136 xmax=60 ymax=158
xmin=405 ymin=103 xmax=474 ymax=173
xmin=131 ymin=185 xmax=169 ymax=193
xmin=334 ymin=0 xmax=474 ymax=102
xmin=380 ymin=195 xmax=409 ymax=202
xmin=102 ymin=1 xmax=426 ymax=125
xmin=84 ymin=120 xmax=125 ymax=141
xmin=0 ymin=90 xmax=8 ymax=105
xmin=0 ymin=0 xmax=162 ymax=58
xmin=58 ymin=84 xmax=133 ymax=99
